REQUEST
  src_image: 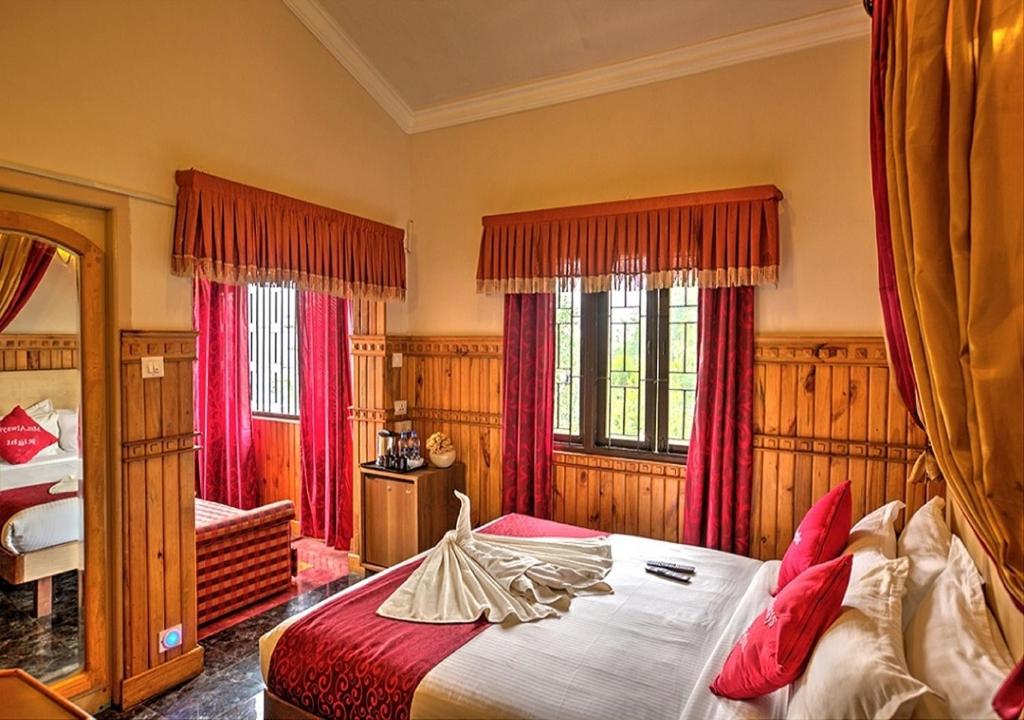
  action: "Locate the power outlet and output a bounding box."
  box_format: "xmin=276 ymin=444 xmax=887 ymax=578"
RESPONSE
xmin=393 ymin=420 xmax=412 ymax=433
xmin=141 ymin=356 xmax=165 ymax=379
xmin=391 ymin=352 xmax=404 ymax=368
xmin=394 ymin=400 xmax=408 ymax=416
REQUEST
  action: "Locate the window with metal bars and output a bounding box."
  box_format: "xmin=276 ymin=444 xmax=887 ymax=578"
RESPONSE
xmin=247 ymin=284 xmax=299 ymax=418
xmin=553 ymin=281 xmax=699 ymax=460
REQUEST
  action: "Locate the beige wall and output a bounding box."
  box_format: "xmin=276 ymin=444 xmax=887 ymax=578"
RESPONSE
xmin=3 ymin=255 xmax=80 ymax=334
xmin=395 ymin=37 xmax=881 ymax=335
xmin=0 ymin=0 xmax=409 ymax=330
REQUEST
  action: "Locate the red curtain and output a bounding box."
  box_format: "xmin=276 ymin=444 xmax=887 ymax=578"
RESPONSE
xmin=0 ymin=239 xmax=54 ymax=332
xmin=682 ymin=286 xmax=755 ymax=554
xmin=501 ymin=294 xmax=555 ymax=518
xmin=869 ymin=0 xmax=920 ymax=426
xmin=193 ymin=279 xmax=260 ymax=509
xmin=298 ymin=290 xmax=354 ymax=551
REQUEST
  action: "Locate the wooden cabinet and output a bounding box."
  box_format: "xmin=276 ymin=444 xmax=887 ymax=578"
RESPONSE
xmin=360 ymin=463 xmax=465 ymax=571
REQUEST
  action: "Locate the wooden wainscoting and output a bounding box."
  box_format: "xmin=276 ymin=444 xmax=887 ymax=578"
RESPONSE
xmin=387 ymin=334 xmax=940 ymax=560
xmin=252 ymin=417 xmax=302 ymax=536
xmin=119 ymin=332 xmax=203 ymax=707
xmin=750 ymin=337 xmax=938 ymax=560
xmin=388 ymin=337 xmax=503 ymax=527
xmin=350 ymin=300 xmax=389 ymax=565
xmin=0 ymin=333 xmax=78 ymax=370
xmin=553 ymin=452 xmax=685 ymax=542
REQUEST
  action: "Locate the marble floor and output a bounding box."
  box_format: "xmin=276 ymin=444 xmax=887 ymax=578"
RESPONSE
xmin=99 ymin=574 xmax=357 ymax=720
xmin=0 ymin=570 xmax=81 ymax=683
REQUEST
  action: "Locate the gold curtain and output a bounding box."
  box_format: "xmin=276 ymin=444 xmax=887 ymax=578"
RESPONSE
xmin=885 ymin=0 xmax=1023 ymax=603
xmin=0 ymin=233 xmax=33 ymax=316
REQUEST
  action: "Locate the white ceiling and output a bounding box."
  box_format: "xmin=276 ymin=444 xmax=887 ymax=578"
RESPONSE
xmin=321 ymin=0 xmax=859 ymax=109
xmin=285 ymin=0 xmax=867 ymax=132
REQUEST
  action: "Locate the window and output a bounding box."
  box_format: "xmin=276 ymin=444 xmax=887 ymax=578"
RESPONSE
xmin=247 ymin=284 xmax=299 ymax=417
xmin=554 ymin=282 xmax=699 ymax=459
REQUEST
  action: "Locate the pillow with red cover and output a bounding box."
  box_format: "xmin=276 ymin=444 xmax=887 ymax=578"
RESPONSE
xmin=773 ymin=480 xmax=852 ymax=594
xmin=0 ymin=405 xmax=59 ymax=465
xmin=710 ymin=554 xmax=853 ymax=700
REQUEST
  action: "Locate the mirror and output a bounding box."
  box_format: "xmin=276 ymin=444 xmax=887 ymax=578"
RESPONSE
xmin=0 ymin=231 xmax=83 ymax=682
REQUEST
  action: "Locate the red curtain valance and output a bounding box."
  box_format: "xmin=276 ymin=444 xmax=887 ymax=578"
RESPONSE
xmin=172 ymin=170 xmax=406 ymax=301
xmin=476 ymin=185 xmax=783 ymax=293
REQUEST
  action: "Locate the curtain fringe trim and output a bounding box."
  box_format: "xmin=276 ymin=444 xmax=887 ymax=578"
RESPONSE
xmin=476 ymin=266 xmax=778 ymax=294
xmin=172 ymin=256 xmax=405 ymax=301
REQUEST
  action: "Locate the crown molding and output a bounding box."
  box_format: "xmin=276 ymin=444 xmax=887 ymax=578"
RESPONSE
xmin=284 ymin=2 xmax=868 ymax=135
xmin=282 ymin=0 xmax=415 ymax=132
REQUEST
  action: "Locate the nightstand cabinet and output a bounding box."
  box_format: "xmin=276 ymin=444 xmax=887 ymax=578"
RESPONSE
xmin=360 ymin=463 xmax=465 ymax=571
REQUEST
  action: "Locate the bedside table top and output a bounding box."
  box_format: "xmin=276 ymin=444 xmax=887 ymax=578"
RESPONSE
xmin=0 ymin=669 xmax=91 ymax=719
xmin=360 ymin=462 xmax=463 ymax=482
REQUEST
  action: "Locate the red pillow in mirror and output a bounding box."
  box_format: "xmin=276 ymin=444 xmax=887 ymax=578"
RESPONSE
xmin=0 ymin=405 xmax=58 ymax=465
xmin=773 ymin=480 xmax=852 ymax=594
xmin=710 ymin=554 xmax=853 ymax=700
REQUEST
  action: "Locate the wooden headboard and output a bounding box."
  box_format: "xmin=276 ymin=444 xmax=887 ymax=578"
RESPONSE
xmin=949 ymin=499 xmax=1024 ymax=659
xmin=0 ymin=334 xmax=80 ymax=413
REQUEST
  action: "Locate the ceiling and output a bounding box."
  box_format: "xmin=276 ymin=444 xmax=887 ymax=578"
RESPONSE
xmin=286 ymin=0 xmax=866 ymax=132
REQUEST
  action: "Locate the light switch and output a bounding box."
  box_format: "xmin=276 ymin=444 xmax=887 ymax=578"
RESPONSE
xmin=391 ymin=352 xmax=403 ymax=368
xmin=141 ymin=356 xmax=165 ymax=379
xmin=394 ymin=400 xmax=408 ymax=416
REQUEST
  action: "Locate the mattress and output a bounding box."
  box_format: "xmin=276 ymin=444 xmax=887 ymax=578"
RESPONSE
xmin=0 ymin=450 xmax=82 ymax=492
xmin=260 ymin=529 xmax=789 ymax=720
xmin=0 ymin=493 xmax=82 ymax=555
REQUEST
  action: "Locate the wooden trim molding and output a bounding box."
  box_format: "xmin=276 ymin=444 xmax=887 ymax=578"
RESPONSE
xmin=119 ymin=647 xmax=204 ymax=710
xmin=0 ymin=333 xmax=79 ymax=370
xmin=754 ymin=336 xmax=889 ymax=365
xmin=388 ymin=336 xmax=503 ymax=358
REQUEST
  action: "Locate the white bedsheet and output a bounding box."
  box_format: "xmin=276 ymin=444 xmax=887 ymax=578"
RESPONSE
xmin=0 ymin=450 xmax=82 ymax=491
xmin=1 ymin=495 xmax=82 ymax=554
xmin=261 ymin=531 xmax=786 ymax=720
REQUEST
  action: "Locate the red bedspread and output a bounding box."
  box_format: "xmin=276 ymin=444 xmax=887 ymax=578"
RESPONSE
xmin=0 ymin=482 xmax=77 ymax=529
xmin=267 ymin=513 xmax=607 ymax=720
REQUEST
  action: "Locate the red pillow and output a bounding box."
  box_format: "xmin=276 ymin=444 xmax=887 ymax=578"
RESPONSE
xmin=710 ymin=554 xmax=853 ymax=700
xmin=0 ymin=406 xmax=58 ymax=465
xmin=773 ymin=480 xmax=852 ymax=594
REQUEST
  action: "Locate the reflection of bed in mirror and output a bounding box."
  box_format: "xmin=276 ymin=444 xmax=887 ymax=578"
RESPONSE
xmin=0 ymin=394 xmax=83 ymax=617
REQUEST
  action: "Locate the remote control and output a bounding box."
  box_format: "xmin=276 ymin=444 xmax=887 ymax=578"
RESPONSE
xmin=646 ymin=560 xmax=696 ymax=574
xmin=645 ymin=566 xmax=692 ymax=584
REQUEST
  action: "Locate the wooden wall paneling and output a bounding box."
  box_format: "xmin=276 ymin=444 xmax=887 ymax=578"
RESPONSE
xmin=749 ymin=337 xmax=935 ymax=561
xmin=379 ymin=334 xmax=932 ymax=565
xmin=0 ymin=333 xmax=78 ymax=370
xmin=252 ymin=418 xmax=302 ymax=535
xmin=350 ymin=321 xmax=388 ymax=565
xmin=119 ymin=332 xmax=202 ymax=707
xmin=388 ymin=337 xmax=503 ymax=527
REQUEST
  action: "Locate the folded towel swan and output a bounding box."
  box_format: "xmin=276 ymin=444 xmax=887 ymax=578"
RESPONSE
xmin=377 ymin=491 xmax=614 ymax=624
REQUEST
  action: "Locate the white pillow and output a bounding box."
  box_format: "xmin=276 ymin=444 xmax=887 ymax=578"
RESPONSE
xmin=898 ymin=497 xmax=951 ymax=626
xmin=56 ymin=408 xmax=79 ymax=452
xmin=787 ymin=557 xmax=929 ymax=720
xmin=24 ymin=398 xmax=60 ymax=458
xmin=905 ymin=536 xmax=1013 ymax=719
xmin=846 ymin=500 xmax=904 ymax=586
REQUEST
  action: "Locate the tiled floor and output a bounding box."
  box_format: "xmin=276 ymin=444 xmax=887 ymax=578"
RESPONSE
xmin=98 ymin=574 xmax=357 ymax=720
xmin=0 ymin=570 xmax=81 ymax=683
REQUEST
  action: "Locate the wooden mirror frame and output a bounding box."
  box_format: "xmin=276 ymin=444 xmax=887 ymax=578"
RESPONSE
xmin=0 ymin=210 xmax=110 ymax=702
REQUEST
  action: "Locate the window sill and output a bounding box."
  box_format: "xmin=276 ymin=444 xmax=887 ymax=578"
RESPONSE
xmin=252 ymin=413 xmax=300 ymax=423
xmin=553 ymin=442 xmax=687 ymax=466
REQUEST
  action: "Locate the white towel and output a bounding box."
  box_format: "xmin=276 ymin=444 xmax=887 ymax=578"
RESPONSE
xmin=377 ymin=491 xmax=614 ymax=624
xmin=49 ymin=476 xmax=79 ymax=494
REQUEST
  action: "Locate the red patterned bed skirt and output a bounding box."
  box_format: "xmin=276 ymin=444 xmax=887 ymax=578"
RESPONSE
xmin=267 ymin=513 xmax=606 ymax=720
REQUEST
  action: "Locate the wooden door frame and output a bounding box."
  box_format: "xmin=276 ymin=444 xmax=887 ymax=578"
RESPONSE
xmin=0 ymin=166 xmax=131 ymax=713
xmin=0 ymin=210 xmax=111 ymax=705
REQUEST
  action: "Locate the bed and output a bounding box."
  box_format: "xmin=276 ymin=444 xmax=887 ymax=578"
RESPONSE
xmin=0 ymin=450 xmax=83 ymax=617
xmin=258 ymin=514 xmax=787 ymax=720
